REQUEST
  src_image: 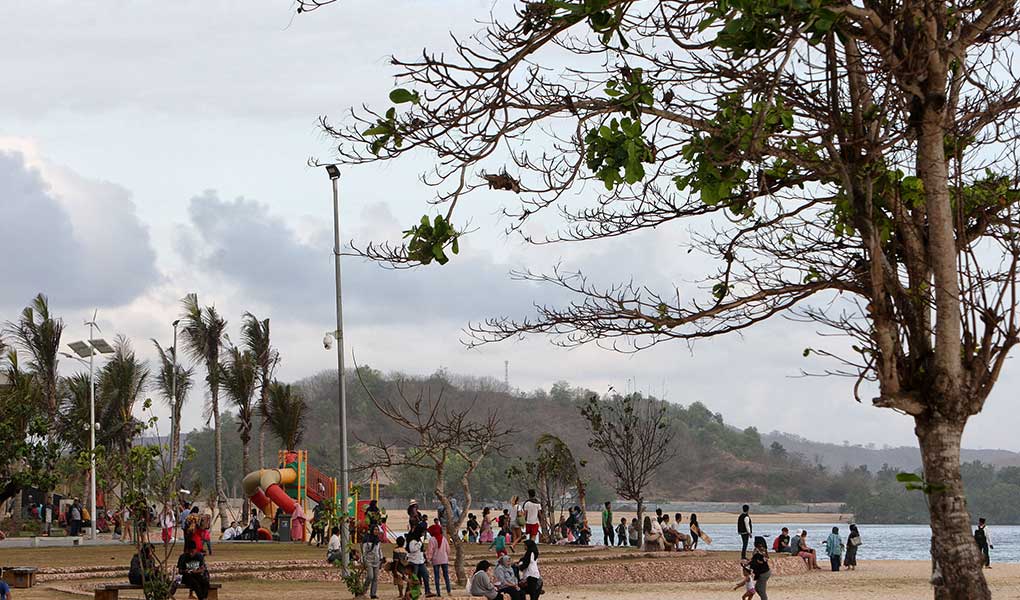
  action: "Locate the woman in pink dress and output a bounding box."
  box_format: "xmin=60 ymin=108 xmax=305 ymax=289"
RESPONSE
xmin=479 ymin=507 xmax=494 ymax=544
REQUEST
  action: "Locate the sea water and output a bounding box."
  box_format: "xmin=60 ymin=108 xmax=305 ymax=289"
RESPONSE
xmin=589 ymin=523 xmax=1020 ymax=563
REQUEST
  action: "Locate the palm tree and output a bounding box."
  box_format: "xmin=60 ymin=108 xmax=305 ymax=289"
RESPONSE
xmin=152 ymin=340 xmax=195 ymax=474
xmin=220 ymin=346 xmax=257 ymax=522
xmin=97 ymin=336 xmax=150 ymax=453
xmin=4 ymin=293 xmax=64 ymax=423
xmin=240 ymin=313 xmax=278 ymax=468
xmin=58 ymin=372 xmax=112 ymax=455
xmin=264 ymin=381 xmax=307 ymax=451
xmin=179 ymin=293 xmax=228 ymax=531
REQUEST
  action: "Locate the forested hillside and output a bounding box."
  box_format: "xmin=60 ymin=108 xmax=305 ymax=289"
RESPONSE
xmin=179 ymin=367 xmax=1020 ymax=523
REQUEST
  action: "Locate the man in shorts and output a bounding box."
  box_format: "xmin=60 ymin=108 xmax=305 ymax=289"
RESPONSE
xmin=522 ymin=490 xmax=542 ymax=541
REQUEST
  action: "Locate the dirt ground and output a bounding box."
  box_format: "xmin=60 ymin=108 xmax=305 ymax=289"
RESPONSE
xmin=3 ymin=542 xmax=1015 ymax=600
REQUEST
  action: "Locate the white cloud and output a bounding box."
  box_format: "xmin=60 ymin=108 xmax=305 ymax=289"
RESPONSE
xmin=0 ymin=146 xmax=159 ymax=310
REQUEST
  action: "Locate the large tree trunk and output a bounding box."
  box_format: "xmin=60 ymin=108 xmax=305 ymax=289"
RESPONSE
xmin=240 ymin=434 xmax=250 ymax=524
xmin=212 ymin=389 xmax=227 ymax=532
xmin=635 ymin=497 xmax=644 ymax=548
xmin=916 ymin=418 xmax=989 ymax=600
xmin=170 ymin=403 xmax=182 ymax=476
xmin=258 ymin=421 xmax=265 ymax=469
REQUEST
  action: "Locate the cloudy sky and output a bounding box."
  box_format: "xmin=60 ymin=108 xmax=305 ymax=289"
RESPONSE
xmin=2 ymin=1 xmax=1017 ymax=451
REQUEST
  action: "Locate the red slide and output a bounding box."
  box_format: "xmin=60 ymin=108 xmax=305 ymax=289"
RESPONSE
xmin=265 ymin=483 xmax=298 ymax=514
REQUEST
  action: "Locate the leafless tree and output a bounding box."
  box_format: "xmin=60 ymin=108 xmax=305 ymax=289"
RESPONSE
xmin=581 ymin=393 xmax=675 ymax=546
xmin=304 ymin=1 xmax=1020 ymax=597
xmin=356 ymin=371 xmax=514 ymax=585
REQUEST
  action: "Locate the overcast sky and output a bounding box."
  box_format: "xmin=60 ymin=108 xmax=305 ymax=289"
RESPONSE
xmin=2 ymin=1 xmax=1017 ymax=451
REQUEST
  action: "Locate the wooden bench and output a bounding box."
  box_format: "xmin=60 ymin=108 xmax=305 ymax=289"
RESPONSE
xmin=94 ymin=582 xmax=221 ymax=600
xmin=1 ymin=567 xmax=38 ymax=588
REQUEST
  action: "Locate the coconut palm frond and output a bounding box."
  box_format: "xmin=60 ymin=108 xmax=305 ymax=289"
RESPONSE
xmin=220 ymin=347 xmax=258 ymax=440
xmin=264 ymin=381 xmax=306 ymax=450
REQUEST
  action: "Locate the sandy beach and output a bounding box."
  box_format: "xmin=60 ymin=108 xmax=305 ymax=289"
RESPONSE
xmin=540 ymin=561 xmax=1020 ymax=600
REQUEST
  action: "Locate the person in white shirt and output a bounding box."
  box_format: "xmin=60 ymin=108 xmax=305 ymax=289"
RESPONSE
xmin=222 ymin=521 xmax=242 ymax=540
xmin=516 ymin=539 xmax=542 ymax=600
xmin=521 ymin=490 xmax=542 ymax=542
xmin=406 ymin=528 xmax=434 ymax=597
xmin=326 ymin=526 xmax=343 ymax=563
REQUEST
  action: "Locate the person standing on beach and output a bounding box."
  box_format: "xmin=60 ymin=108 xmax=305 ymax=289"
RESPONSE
xmin=749 ymin=536 xmax=770 ymax=600
xmin=738 ymin=505 xmax=753 ymax=560
xmin=616 ymin=517 xmax=628 ymax=547
xmin=823 ymin=526 xmax=843 ymax=572
xmin=522 ymin=491 xmax=542 ymax=542
xmin=974 ymin=518 xmax=992 ymax=568
xmin=601 ymin=502 xmax=614 ymax=546
xmin=843 ymin=524 xmax=861 ymax=570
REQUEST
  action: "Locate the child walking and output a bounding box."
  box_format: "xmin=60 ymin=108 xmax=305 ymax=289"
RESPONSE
xmin=733 ymin=564 xmax=756 ymax=599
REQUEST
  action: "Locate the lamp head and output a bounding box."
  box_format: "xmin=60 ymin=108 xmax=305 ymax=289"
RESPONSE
xmin=325 ymin=164 xmax=341 ymax=180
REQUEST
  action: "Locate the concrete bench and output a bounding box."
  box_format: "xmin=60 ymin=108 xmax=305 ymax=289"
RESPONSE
xmin=94 ymin=582 xmax=221 ymax=600
xmin=2 ymin=567 xmax=38 ymax=588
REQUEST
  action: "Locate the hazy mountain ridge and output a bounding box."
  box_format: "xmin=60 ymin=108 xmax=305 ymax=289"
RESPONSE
xmin=763 ymin=431 xmax=1020 ymax=473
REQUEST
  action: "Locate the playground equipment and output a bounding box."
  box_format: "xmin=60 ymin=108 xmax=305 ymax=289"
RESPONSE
xmin=242 ymin=450 xmax=338 ymax=541
xmin=240 ymin=452 xmax=386 ymax=542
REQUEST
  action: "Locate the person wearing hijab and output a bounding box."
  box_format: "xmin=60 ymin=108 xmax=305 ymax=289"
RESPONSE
xmin=493 ymin=554 xmax=523 ymax=600
xmin=844 ymin=524 xmax=862 ymax=570
xmin=516 ymin=539 xmax=542 ymax=600
xmin=426 ymin=520 xmax=452 ymax=596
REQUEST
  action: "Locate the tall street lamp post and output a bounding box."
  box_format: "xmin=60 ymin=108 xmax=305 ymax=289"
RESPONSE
xmin=65 ymin=312 xmax=113 ymax=541
xmin=325 ymin=164 xmax=350 ymax=571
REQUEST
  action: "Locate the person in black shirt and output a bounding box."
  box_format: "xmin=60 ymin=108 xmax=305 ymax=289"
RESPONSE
xmin=974 ymin=517 xmax=992 ymax=568
xmin=748 ymin=536 xmax=770 ymax=600
xmin=737 ymin=505 xmax=753 ymax=559
xmin=773 ymin=527 xmax=791 ymax=553
xmin=128 ymin=543 xmax=157 ymax=585
xmin=177 ymin=541 xmax=210 ymax=600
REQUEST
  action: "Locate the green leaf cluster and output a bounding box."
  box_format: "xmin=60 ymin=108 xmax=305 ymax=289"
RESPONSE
xmin=701 ymin=0 xmax=843 ymax=58
xmin=362 ymin=107 xmax=403 ymax=155
xmin=604 ymin=67 xmax=654 ymax=118
xmin=584 ymin=117 xmax=655 ymax=189
xmin=403 ymin=214 xmax=460 ymax=265
xmin=543 ymin=0 xmax=629 ymax=47
xmin=676 ymin=94 xmax=794 ymax=216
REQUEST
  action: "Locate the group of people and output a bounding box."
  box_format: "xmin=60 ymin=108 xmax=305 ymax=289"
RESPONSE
xmin=770 ymin=525 xmax=862 ymax=571
xmin=638 ymin=508 xmax=710 ymax=552
xmin=327 ymin=491 xmax=545 ymax=600
xmin=126 ymin=539 xmax=212 ymax=600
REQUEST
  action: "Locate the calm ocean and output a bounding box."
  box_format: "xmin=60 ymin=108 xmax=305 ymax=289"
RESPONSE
xmin=590 ymin=522 xmax=1020 ymax=562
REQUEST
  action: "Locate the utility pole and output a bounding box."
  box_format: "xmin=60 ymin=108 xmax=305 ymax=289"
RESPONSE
xmin=324 ymin=164 xmax=350 ymax=572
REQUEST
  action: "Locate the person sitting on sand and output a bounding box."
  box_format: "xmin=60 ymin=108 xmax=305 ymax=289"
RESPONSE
xmin=671 ymin=513 xmax=693 ymax=550
xmin=797 ymin=530 xmax=821 ymax=570
xmin=642 ymin=516 xmax=665 ymax=551
xmin=493 ymin=554 xmax=523 ymax=600
xmin=128 ymin=543 xmax=157 ymax=585
xmin=470 ymin=560 xmax=501 ymax=600
xmin=772 ymin=527 xmax=790 ymax=553
xmin=733 ymin=564 xmax=756 ymax=600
